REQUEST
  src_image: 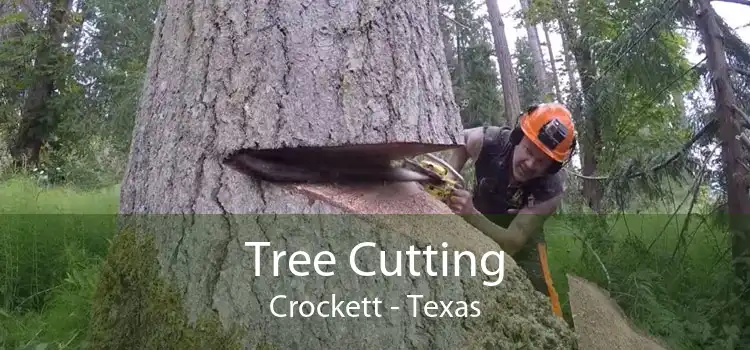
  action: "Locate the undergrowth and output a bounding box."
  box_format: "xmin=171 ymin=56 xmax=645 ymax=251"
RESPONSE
xmin=0 ymin=175 xmax=742 ymax=349
xmin=0 ymin=176 xmax=119 ymax=349
xmin=545 ymin=213 xmax=743 ymax=350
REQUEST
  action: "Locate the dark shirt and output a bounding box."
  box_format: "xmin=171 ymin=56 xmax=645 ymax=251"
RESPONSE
xmin=471 ymin=126 xmax=564 ymax=256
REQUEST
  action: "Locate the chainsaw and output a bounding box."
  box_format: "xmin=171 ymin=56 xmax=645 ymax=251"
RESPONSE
xmin=400 ymin=153 xmax=465 ymax=202
xmin=223 ymin=147 xmax=466 ymax=203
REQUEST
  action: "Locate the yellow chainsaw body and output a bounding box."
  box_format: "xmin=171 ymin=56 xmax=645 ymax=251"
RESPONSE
xmin=415 ymin=159 xmax=461 ymax=202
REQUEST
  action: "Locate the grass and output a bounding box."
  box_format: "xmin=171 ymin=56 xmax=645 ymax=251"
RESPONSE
xmin=544 ymin=213 xmax=742 ymax=350
xmin=0 ymin=176 xmax=119 ymax=349
xmin=0 ymin=177 xmax=120 ymax=215
xmin=0 ymin=175 xmax=742 ymax=349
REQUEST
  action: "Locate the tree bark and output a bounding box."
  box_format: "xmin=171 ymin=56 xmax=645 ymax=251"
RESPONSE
xmin=485 ymin=0 xmax=521 ymax=125
xmin=453 ymin=0 xmax=466 ymax=88
xmin=560 ymin=30 xmax=578 ymax=102
xmin=519 ymin=0 xmax=550 ymax=101
xmin=555 ymin=0 xmax=603 ymax=212
xmin=542 ymin=22 xmax=563 ymax=102
xmin=574 ymin=50 xmax=603 ymax=213
xmin=119 ymin=0 xmax=469 ymax=214
xmin=96 ymin=1 xmax=576 ymax=349
xmin=555 ymin=1 xmax=578 ymax=105
xmin=437 ymin=3 xmax=456 ymax=73
xmin=10 ymin=0 xmax=72 ymax=167
xmin=694 ymin=0 xmax=750 ymax=340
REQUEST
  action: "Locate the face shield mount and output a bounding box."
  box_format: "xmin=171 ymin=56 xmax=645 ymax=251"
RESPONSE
xmin=537 ymin=118 xmax=568 ymax=153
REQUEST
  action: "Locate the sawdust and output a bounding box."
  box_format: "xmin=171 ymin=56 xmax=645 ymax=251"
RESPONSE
xmin=567 ymin=274 xmax=669 ymax=350
xmin=291 ymin=182 xmax=501 ymax=253
xmin=293 ymin=181 xmax=452 ymax=215
xmin=294 ymin=182 xmax=673 ymax=349
xmin=288 ymin=181 xmax=577 ymax=349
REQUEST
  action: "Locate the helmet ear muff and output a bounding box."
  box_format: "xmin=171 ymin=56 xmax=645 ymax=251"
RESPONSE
xmin=510 ymin=126 xmax=523 ymax=146
xmin=509 ymin=105 xmax=537 ymax=146
xmin=525 ymin=104 xmax=540 ymax=116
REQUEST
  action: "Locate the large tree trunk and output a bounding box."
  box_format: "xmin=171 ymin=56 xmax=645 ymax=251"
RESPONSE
xmin=519 ymin=0 xmax=550 ymax=101
xmin=90 ymin=1 xmax=576 ymax=349
xmin=485 ymin=0 xmax=521 ymax=125
xmin=694 ymin=0 xmax=750 ymax=341
xmin=118 ymin=0 xmax=470 ymax=214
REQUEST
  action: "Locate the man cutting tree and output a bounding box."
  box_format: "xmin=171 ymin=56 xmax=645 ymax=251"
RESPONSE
xmin=445 ymin=103 xmax=577 ymax=318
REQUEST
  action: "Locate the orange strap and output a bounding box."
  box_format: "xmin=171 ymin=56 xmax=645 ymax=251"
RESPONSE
xmin=537 ymin=242 xmax=563 ymax=318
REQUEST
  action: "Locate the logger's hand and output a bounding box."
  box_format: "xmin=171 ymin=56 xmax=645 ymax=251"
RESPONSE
xmin=448 ymin=188 xmax=476 ymax=215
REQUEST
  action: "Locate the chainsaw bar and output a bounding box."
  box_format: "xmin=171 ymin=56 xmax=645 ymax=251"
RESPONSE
xmin=402 ymin=158 xmax=444 ymax=183
xmin=224 ymin=151 xmax=433 ymax=184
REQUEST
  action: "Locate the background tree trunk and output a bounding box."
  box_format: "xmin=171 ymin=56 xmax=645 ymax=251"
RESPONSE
xmin=10 ymin=0 xmax=72 ymax=167
xmin=694 ymin=0 xmax=750 ymax=341
xmin=542 ymin=22 xmax=563 ymax=102
xmin=92 ymin=1 xmax=576 ymax=349
xmin=519 ymin=0 xmax=550 ymax=102
xmin=485 ymin=0 xmax=521 ymax=125
xmin=438 ymin=4 xmax=456 ymax=72
xmin=560 ymin=33 xmax=578 ymax=101
xmin=555 ymin=0 xmax=603 ymax=212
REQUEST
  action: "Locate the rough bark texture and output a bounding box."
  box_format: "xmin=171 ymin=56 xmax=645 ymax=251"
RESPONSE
xmin=97 ymin=181 xmax=577 ymax=349
xmin=121 ymin=0 xmax=465 ymax=214
xmin=453 ymin=0 xmax=466 ymax=88
xmin=104 ymin=0 xmax=578 ymax=349
xmin=694 ymin=0 xmax=750 ymax=339
xmin=485 ymin=0 xmax=521 ymax=125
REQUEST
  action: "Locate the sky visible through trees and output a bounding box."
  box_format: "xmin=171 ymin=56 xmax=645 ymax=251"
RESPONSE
xmin=478 ymin=1 xmax=750 ymax=169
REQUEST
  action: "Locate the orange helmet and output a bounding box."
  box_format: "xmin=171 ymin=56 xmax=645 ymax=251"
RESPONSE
xmin=518 ymin=103 xmax=576 ymax=163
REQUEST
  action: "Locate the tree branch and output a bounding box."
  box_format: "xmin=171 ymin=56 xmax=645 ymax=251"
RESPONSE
xmin=440 ymin=12 xmax=471 ymax=30
xmin=712 ymin=0 xmax=750 ymax=6
xmin=731 ymin=66 xmax=750 ymax=78
xmin=733 ymin=104 xmax=750 ymax=128
xmin=565 ymin=119 xmax=719 ymax=181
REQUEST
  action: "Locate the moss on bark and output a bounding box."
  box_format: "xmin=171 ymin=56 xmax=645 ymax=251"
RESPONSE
xmin=87 ymin=228 xmax=244 ymax=350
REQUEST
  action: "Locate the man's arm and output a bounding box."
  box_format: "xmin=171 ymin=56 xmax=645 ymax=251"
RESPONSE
xmin=521 ymin=170 xmax=567 ymax=215
xmin=516 ymin=193 xmax=562 ymax=215
xmin=458 ymin=208 xmax=530 ymax=256
xmin=461 ymin=176 xmax=564 ymax=255
xmin=501 ymin=173 xmax=566 ymax=250
xmin=447 ymin=126 xmax=531 ymax=254
xmin=447 ymin=127 xmax=484 ymax=174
